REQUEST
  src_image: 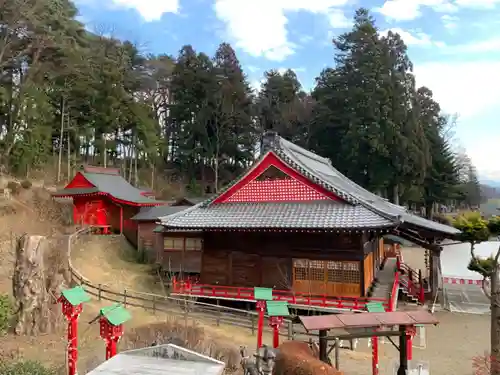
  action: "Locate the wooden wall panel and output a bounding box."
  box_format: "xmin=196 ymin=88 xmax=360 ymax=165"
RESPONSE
xmin=261 ymin=257 xmax=292 ymax=289
xmin=137 ymin=222 xmax=157 ymax=262
xmin=231 ymin=251 xmax=260 ymax=287
xmin=201 ymin=231 xmax=365 ymax=297
xmin=364 ymin=253 xmax=374 ymax=293
xmin=201 ymin=249 xmax=229 ymax=285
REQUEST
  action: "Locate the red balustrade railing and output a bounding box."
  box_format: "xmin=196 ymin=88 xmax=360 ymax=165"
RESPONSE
xmin=389 ymin=269 xmax=399 ymax=311
xmin=171 ymin=278 xmax=390 ymax=311
xmin=396 ymin=256 xmax=425 ymax=305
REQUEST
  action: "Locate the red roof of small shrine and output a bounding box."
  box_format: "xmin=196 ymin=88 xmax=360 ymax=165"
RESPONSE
xmin=52 ymin=166 xmax=166 ymax=206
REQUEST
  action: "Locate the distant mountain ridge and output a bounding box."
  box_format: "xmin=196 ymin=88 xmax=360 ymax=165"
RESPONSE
xmin=482 ymin=180 xmax=500 ymax=188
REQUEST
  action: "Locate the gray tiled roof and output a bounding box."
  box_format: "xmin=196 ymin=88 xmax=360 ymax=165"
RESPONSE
xmin=160 ymin=201 xmax=394 ymax=229
xmin=53 ymin=187 xmax=99 ymax=196
xmin=131 ymin=205 xmax=191 ymax=221
xmin=82 ymin=172 xmax=161 ymax=204
xmin=53 ymin=171 xmax=165 ymax=205
xmin=160 ymin=133 xmax=461 ymax=236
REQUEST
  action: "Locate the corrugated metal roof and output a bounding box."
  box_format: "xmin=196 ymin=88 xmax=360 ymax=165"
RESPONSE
xmin=160 ymin=133 xmax=460 ymax=236
xmin=160 ymin=201 xmax=393 ymax=229
xmin=132 ymin=205 xmax=191 ymax=221
xmin=86 ymin=344 xmax=225 ymax=375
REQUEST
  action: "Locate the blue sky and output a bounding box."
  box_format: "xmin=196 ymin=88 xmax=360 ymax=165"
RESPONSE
xmin=75 ymin=0 xmax=499 ymax=182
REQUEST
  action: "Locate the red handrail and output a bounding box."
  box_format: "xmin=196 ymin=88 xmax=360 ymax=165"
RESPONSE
xmin=171 ymin=278 xmax=390 ymax=310
xmin=389 ymin=269 xmax=399 ymax=311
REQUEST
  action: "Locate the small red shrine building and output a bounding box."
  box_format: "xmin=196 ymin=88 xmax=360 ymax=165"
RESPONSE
xmin=52 ymin=166 xmax=166 ymax=245
xmin=159 ymin=132 xmax=460 ymax=305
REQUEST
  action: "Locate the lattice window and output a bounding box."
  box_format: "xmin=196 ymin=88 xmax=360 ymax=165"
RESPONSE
xmin=309 ymin=260 xmax=325 ymax=281
xmin=185 ymin=238 xmax=202 ymax=251
xmin=293 ymin=259 xmax=309 ymax=281
xmin=164 ymin=237 xmax=184 ymax=251
xmin=326 ymin=261 xmax=343 ymax=283
xmin=342 ymin=261 xmax=360 ymax=284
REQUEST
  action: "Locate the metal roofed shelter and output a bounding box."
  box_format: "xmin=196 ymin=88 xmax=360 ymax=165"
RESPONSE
xmin=161 ymin=131 xmax=461 ymax=308
xmin=86 ymin=344 xmax=226 ymax=375
xmin=52 ymin=165 xmax=167 ymax=245
xmin=299 ymin=310 xmax=438 ymax=375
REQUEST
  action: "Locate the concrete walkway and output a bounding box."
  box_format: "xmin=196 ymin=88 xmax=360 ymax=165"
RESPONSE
xmin=371 ymin=258 xmax=397 ymax=300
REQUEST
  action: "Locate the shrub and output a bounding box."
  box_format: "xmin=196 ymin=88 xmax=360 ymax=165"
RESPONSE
xmin=0 ymin=294 xmax=12 ymax=335
xmin=433 ymin=213 xmax=452 ymax=225
xmin=6 ymin=181 xmax=20 ymax=196
xmin=20 ymin=180 xmax=32 ymax=189
xmin=0 ymin=360 xmax=56 ymax=375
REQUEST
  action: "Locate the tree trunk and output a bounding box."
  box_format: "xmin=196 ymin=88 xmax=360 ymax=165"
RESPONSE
xmin=392 ymin=184 xmax=399 ymax=205
xmin=134 ymin=136 xmax=138 ymax=186
xmin=103 ymin=135 xmax=107 ymax=168
xmin=492 ymin=266 xmax=500 ymax=375
xmin=57 ymin=98 xmax=65 ymax=182
xmin=67 ymin=117 xmax=70 ymax=181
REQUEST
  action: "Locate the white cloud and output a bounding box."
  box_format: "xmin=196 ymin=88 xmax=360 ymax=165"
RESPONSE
xmin=377 ymin=0 xmax=500 ymax=21
xmin=467 ymin=137 xmax=500 ymax=180
xmin=414 ymin=60 xmax=500 ymax=118
xmin=380 ymin=28 xmax=435 ymax=46
xmin=441 ymin=14 xmax=459 ymax=30
xmin=455 ymin=0 xmax=500 ymax=8
xmin=108 ymin=0 xmax=179 ymax=21
xmin=444 ymin=37 xmax=500 ymax=53
xmin=375 ymin=0 xmax=457 ymax=21
xmin=214 ymin=0 xmax=350 ymax=61
xmin=414 ymin=60 xmax=500 ymax=177
xmin=328 ymin=8 xmax=352 ymax=28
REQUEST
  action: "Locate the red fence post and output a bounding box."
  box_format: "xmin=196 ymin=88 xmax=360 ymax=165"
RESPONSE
xmin=256 ymin=300 xmax=266 ymax=348
xmin=372 ymin=335 xmax=379 ymax=375
xmin=269 ymin=316 xmax=283 ymax=348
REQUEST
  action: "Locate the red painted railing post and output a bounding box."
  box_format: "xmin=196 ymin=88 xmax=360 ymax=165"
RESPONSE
xmin=172 ymin=276 xmax=177 ymax=291
xmin=256 ymin=300 xmax=266 ymax=348
xmin=372 ymin=334 xmax=379 ymax=375
xmin=396 ymin=255 xmax=401 ymax=271
xmin=407 ymin=327 xmax=414 ymax=361
xmin=269 ymin=316 xmax=283 ymax=348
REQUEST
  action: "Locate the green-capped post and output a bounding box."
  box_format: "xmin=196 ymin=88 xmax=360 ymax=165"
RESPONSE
xmin=266 ymin=301 xmax=290 ymax=317
xmin=61 ymin=286 xmax=91 ymax=307
xmin=254 ymin=287 xmax=273 ymax=301
xmin=100 ymin=303 xmax=132 ymax=326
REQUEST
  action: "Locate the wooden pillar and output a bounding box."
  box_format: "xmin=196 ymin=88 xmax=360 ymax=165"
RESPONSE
xmin=319 ymin=329 xmax=328 ymax=364
xmin=397 ymin=325 xmax=408 ymax=375
xmin=360 ymin=256 xmax=365 ymax=297
xmin=430 ymin=250 xmax=441 ymax=300
xmin=119 ymin=205 xmax=123 ymax=234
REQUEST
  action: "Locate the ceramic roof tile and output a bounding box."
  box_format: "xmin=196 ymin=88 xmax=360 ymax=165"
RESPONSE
xmin=160 ymin=133 xmax=460 ymax=235
xmin=275 ymin=136 xmax=460 ymax=235
xmin=160 ymin=201 xmax=393 ymax=229
xmin=131 ymin=205 xmax=191 ymax=221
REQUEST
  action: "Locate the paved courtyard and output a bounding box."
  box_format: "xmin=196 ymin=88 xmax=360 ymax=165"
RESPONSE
xmin=444 ymin=282 xmax=490 ymax=314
